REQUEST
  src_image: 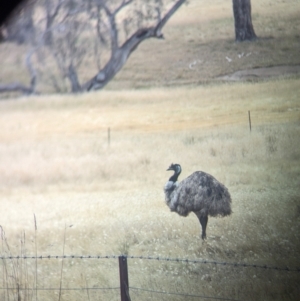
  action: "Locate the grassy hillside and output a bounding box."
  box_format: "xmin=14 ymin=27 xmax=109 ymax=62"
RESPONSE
xmin=1 ymin=79 xmax=300 ymax=300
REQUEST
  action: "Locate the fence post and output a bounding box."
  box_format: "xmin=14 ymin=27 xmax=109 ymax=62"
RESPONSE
xmin=119 ymin=255 xmax=130 ymax=301
xmin=108 ymin=127 xmax=110 ymax=147
xmin=248 ymin=110 xmax=252 ymax=132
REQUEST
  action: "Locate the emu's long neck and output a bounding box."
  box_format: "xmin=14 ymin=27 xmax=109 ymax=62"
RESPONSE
xmin=169 ymin=170 xmax=180 ymax=182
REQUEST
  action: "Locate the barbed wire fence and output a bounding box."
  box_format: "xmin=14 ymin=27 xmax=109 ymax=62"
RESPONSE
xmin=1 ymin=254 xmax=299 ymax=301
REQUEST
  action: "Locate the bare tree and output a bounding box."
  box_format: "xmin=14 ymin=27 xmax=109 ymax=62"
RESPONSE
xmin=0 ymin=0 xmax=187 ymax=95
xmin=232 ymin=0 xmax=257 ymax=42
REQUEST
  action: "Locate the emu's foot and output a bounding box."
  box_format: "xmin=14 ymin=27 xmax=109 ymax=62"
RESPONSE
xmin=201 ymin=233 xmax=207 ymax=240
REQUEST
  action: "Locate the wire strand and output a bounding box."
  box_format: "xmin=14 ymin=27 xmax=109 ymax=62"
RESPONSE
xmin=0 ymin=254 xmax=299 ymax=272
xmin=0 ymin=287 xmax=119 ymax=291
xmin=130 ymin=286 xmax=244 ymax=301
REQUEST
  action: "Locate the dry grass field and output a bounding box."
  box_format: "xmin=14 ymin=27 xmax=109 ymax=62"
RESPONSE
xmin=1 ymin=0 xmax=300 ymax=301
xmin=1 ymin=79 xmax=300 ymax=301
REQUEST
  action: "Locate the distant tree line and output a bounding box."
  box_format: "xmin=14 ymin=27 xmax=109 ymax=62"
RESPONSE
xmin=0 ymin=0 xmax=257 ymax=95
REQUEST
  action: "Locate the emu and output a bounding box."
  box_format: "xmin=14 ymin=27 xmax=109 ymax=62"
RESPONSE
xmin=164 ymin=163 xmax=232 ymax=239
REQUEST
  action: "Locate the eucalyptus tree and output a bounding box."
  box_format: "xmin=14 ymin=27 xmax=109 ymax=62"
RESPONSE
xmin=1 ymin=0 xmax=187 ymax=94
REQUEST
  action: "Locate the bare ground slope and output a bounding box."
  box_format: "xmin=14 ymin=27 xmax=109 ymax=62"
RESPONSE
xmin=219 ymin=64 xmax=300 ymax=81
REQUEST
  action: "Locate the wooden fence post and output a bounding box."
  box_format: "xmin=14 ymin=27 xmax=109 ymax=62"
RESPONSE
xmin=119 ymin=256 xmax=130 ymax=301
xmin=248 ymin=111 xmax=252 ymax=132
xmin=108 ymin=127 xmax=111 ymax=146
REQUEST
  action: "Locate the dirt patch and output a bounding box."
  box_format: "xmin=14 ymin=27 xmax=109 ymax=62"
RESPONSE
xmin=218 ymin=65 xmax=300 ymax=81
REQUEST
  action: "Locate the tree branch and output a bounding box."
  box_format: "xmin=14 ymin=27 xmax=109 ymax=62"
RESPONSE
xmin=51 ymin=0 xmax=64 ymax=20
xmin=154 ymin=0 xmax=186 ymax=38
xmin=0 ymin=82 xmax=33 ymax=95
xmin=25 ymin=46 xmax=37 ymax=93
xmin=99 ymin=0 xmax=134 ymax=53
xmin=100 ymin=3 xmax=119 ymax=52
xmin=44 ymin=0 xmax=64 ymax=45
xmin=114 ymin=0 xmax=133 ymax=16
xmin=96 ymin=5 xmax=109 ymax=45
xmin=120 ymin=0 xmax=187 ymax=54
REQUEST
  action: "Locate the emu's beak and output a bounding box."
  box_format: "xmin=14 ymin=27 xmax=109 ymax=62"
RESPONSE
xmin=167 ymin=167 xmax=173 ymax=171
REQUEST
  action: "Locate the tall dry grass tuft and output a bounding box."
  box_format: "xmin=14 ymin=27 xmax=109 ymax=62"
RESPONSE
xmin=1 ymin=226 xmax=34 ymax=301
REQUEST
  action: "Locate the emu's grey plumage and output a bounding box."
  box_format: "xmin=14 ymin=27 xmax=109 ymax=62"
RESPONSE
xmin=164 ymin=163 xmax=232 ymax=239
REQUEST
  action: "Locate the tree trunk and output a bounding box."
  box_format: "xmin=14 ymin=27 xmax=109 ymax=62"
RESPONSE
xmin=67 ymin=64 xmax=81 ymax=93
xmin=0 ymin=82 xmax=34 ymax=94
xmin=232 ymin=0 xmax=257 ymax=42
xmin=44 ymin=18 xmax=54 ymax=46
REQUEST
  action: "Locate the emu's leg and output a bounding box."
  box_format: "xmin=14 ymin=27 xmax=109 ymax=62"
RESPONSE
xmin=195 ymin=212 xmax=208 ymax=240
xmin=200 ymin=215 xmax=208 ymax=239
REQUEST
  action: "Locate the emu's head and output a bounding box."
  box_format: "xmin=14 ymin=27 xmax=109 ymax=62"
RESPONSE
xmin=167 ymin=163 xmax=181 ymax=173
xmin=167 ymin=163 xmax=182 ymax=182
